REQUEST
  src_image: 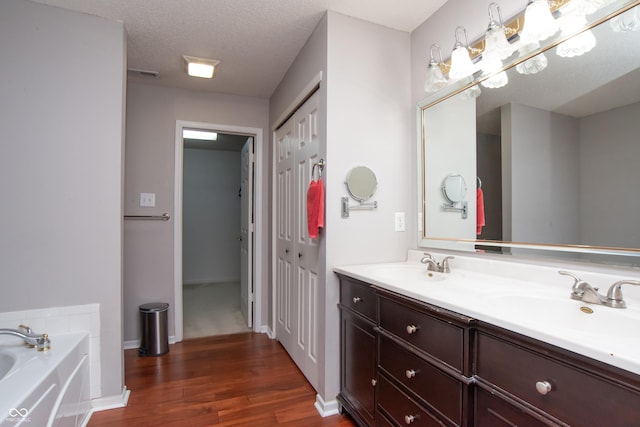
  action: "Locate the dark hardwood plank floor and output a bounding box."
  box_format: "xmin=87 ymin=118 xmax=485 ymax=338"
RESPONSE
xmin=88 ymin=333 xmax=356 ymax=427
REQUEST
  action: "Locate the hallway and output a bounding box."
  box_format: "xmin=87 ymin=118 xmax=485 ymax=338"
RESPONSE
xmin=88 ymin=333 xmax=356 ymax=426
xmin=183 ymin=282 xmax=251 ymax=338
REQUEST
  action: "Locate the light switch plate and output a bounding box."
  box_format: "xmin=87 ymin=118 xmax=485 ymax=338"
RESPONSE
xmin=394 ymin=212 xmax=405 ymax=232
xmin=140 ymin=192 xmax=156 ymax=207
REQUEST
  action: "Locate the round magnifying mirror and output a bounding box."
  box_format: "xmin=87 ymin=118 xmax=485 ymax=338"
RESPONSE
xmin=442 ymin=174 xmax=467 ymax=204
xmin=346 ymin=166 xmax=377 ymax=202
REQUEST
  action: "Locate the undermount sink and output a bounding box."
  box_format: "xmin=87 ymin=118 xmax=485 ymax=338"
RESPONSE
xmin=0 ymin=352 xmax=16 ymax=381
xmin=366 ymin=264 xmax=447 ymax=283
xmin=486 ymin=294 xmax=640 ymax=339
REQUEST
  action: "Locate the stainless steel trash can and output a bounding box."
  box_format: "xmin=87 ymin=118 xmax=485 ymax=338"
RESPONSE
xmin=139 ymin=302 xmax=169 ymax=356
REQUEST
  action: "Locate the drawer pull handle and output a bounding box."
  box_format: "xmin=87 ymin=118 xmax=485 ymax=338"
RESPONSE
xmin=405 ymin=369 xmax=417 ymax=379
xmin=406 ymin=325 xmax=418 ymax=334
xmin=536 ymin=381 xmax=553 ymax=395
xmin=353 ymin=297 xmax=363 ymax=304
xmin=404 ymin=414 xmax=418 ymax=424
xmin=371 ymin=379 xmax=377 ymax=386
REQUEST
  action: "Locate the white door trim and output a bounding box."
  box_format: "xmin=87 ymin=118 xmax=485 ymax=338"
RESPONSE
xmin=174 ymin=120 xmax=264 ymax=342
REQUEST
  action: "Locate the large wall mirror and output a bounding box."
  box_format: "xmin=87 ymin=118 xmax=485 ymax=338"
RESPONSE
xmin=418 ymin=0 xmax=640 ymax=266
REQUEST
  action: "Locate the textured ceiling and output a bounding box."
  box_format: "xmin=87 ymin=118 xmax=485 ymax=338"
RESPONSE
xmin=32 ymin=0 xmax=449 ymax=98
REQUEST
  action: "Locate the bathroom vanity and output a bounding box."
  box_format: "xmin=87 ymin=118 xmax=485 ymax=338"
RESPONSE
xmin=335 ymin=255 xmax=640 ymax=427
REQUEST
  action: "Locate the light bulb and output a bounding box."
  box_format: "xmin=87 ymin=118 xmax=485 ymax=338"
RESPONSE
xmin=481 ymin=71 xmax=509 ymax=89
xmin=556 ymin=14 xmax=596 ymax=58
xmin=449 ymin=46 xmax=475 ymax=79
xmin=610 ymin=6 xmax=640 ymax=32
xmin=424 ymin=63 xmax=447 ymax=93
xmin=516 ymin=41 xmax=548 ymax=75
xmin=424 ymin=44 xmax=448 ymax=93
xmin=520 ymin=0 xmax=560 ymax=44
xmin=556 ymin=29 xmax=596 ymax=57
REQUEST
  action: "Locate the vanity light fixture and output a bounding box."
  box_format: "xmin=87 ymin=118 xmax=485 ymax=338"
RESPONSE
xmin=484 ymin=3 xmax=513 ymax=63
xmin=424 ymin=44 xmax=448 ymax=92
xmin=556 ymin=12 xmax=597 ymax=57
xmin=515 ymin=41 xmax=549 ymax=74
xmin=449 ymin=26 xmax=477 ymax=79
xmin=183 ymin=55 xmax=220 ymax=79
xmin=520 ymin=0 xmax=560 ymax=44
xmin=610 ymin=5 xmax=640 ymax=32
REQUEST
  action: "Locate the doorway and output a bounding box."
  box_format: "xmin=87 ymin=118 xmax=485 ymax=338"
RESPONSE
xmin=174 ymin=121 xmax=264 ymax=342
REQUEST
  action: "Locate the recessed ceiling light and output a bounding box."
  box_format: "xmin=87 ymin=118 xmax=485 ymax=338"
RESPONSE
xmin=183 ymin=55 xmax=220 ymax=79
xmin=183 ymin=129 xmax=218 ymax=141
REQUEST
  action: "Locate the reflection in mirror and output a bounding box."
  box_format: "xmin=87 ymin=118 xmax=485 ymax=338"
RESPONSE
xmin=442 ymin=174 xmax=467 ymax=204
xmin=419 ymin=1 xmax=640 ymax=265
xmin=346 ymin=166 xmax=377 ymax=202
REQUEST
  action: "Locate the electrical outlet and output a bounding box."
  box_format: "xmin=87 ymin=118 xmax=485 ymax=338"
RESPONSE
xmin=140 ymin=192 xmax=156 ymax=207
xmin=394 ymin=212 xmax=405 ymax=232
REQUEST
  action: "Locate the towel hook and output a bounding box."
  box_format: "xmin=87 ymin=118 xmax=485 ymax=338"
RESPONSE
xmin=477 ymin=176 xmax=482 ymax=189
xmin=312 ymin=159 xmax=325 ymax=180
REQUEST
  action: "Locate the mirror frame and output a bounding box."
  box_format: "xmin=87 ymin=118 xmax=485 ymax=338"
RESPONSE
xmin=417 ymin=0 xmax=640 ymax=258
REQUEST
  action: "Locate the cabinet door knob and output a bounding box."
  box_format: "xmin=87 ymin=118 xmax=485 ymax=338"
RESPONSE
xmin=353 ymin=297 xmax=363 ymax=304
xmin=405 ymin=369 xmax=417 ymax=379
xmin=404 ymin=414 xmax=418 ymax=424
xmin=536 ymin=381 xmax=553 ymax=395
xmin=371 ymin=379 xmax=377 ymax=386
xmin=406 ymin=325 xmax=418 ymax=334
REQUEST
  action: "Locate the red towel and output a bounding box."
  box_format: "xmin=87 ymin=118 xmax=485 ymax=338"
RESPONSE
xmin=307 ymin=178 xmax=325 ymax=238
xmin=476 ymin=187 xmax=485 ymax=236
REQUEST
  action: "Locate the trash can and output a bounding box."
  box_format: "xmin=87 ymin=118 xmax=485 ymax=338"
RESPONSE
xmin=139 ymin=302 xmax=169 ymax=356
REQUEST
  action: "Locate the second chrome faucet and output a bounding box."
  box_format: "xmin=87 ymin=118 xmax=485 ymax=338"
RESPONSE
xmin=559 ymin=270 xmax=640 ymax=309
xmin=421 ymin=253 xmax=455 ymax=274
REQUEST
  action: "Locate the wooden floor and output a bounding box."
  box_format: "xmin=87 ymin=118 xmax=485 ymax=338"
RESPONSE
xmin=88 ymin=333 xmax=357 ymax=427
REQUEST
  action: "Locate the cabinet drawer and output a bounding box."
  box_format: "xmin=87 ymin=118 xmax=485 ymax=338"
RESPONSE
xmin=378 ymin=375 xmax=447 ymax=427
xmin=379 ymin=296 xmax=465 ymax=373
xmin=340 ymin=277 xmax=377 ymax=321
xmin=476 ymin=331 xmax=640 ymax=427
xmin=379 ymin=335 xmax=464 ymax=426
xmin=474 ymin=387 xmax=550 ymax=427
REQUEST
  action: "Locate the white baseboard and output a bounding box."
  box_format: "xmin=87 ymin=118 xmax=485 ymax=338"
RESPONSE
xmin=89 ymin=386 xmax=131 ymax=412
xmin=258 ymin=325 xmax=275 ymax=339
xmin=123 ymin=335 xmax=176 ymax=350
xmin=314 ymin=394 xmax=340 ymax=417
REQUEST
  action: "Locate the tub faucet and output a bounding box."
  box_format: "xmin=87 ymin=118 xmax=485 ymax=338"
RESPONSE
xmin=0 ymin=325 xmax=50 ymax=351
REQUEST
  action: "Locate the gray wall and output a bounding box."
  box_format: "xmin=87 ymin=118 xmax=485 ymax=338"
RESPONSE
xmin=503 ymin=103 xmax=581 ymax=246
xmin=183 ymin=149 xmax=241 ymax=284
xmin=0 ymin=0 xmax=125 ymax=399
xmin=580 ymin=101 xmax=640 ymax=248
xmin=124 ymin=83 xmax=269 ymax=342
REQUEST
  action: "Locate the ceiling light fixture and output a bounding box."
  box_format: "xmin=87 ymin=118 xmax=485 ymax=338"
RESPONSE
xmin=183 ymin=56 xmax=220 ymax=79
xmin=183 ymin=129 xmax=218 ymax=141
xmin=610 ymin=5 xmax=640 ymax=32
xmin=556 ymin=13 xmax=596 ymax=57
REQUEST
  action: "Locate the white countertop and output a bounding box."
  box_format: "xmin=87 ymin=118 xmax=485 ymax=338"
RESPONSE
xmin=334 ymin=251 xmax=640 ymax=376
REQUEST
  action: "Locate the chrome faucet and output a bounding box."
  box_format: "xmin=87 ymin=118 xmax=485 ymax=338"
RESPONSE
xmin=0 ymin=324 xmax=50 ymax=351
xmin=559 ymin=271 xmax=640 ymax=309
xmin=420 ymin=253 xmax=455 ymax=273
xmin=605 ymin=280 xmax=640 ymax=308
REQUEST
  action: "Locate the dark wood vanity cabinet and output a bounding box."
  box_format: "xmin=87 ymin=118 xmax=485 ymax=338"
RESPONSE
xmin=338 ymin=276 xmax=378 ymax=427
xmin=377 ymin=291 xmax=475 ymax=427
xmin=474 ymin=324 xmax=640 ymax=427
xmin=338 ymin=275 xmax=640 ymax=427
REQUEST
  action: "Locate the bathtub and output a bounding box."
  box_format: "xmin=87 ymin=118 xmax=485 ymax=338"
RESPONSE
xmin=0 ymin=332 xmax=90 ymax=427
